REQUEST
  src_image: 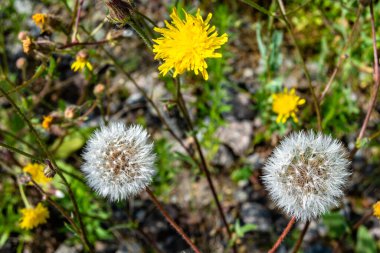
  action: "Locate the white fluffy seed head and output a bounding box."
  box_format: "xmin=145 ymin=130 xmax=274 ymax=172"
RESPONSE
xmin=81 ymin=122 xmax=156 ymax=202
xmin=262 ymin=131 xmax=350 ymax=221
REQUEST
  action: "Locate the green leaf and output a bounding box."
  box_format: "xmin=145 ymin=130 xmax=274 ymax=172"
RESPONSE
xmin=322 ymin=212 xmax=349 ymax=239
xmin=231 ymin=167 xmax=253 ymax=182
xmin=53 ymin=127 xmax=94 ymax=159
xmin=356 ymin=226 xmax=377 ymax=253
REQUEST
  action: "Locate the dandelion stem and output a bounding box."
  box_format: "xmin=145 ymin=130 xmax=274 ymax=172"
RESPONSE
xmin=276 ymin=0 xmax=322 ymax=131
xmin=72 ymin=0 xmax=84 ymax=43
xmin=18 ymin=180 xmax=31 ymax=209
xmin=30 ymin=179 xmax=82 ymax=238
xmin=145 ymin=188 xmax=202 ymax=253
xmin=319 ymin=6 xmax=363 ymax=103
xmin=0 ymin=86 xmax=93 ymax=252
xmin=268 ymin=216 xmax=296 ymax=253
xmin=356 ymin=0 xmax=380 ymax=146
xmin=0 ymin=142 xmax=43 ymax=162
xmin=175 ymin=78 xmax=236 ymax=253
xmin=291 ymin=220 xmax=310 ymax=253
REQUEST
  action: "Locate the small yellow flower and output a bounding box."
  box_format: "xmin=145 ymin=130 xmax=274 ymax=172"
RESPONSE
xmin=19 ymin=203 xmax=49 ymax=230
xmin=32 ymin=13 xmax=47 ymax=31
xmin=42 ymin=115 xmax=53 ymax=129
xmin=373 ymin=201 xmax=380 ymax=219
xmin=23 ymin=163 xmax=52 ymax=185
xmin=153 ymin=8 xmax=228 ymax=80
xmin=71 ymin=51 xmax=93 ymax=72
xmin=22 ymin=37 xmax=33 ymax=54
xmin=272 ymin=88 xmax=305 ymax=124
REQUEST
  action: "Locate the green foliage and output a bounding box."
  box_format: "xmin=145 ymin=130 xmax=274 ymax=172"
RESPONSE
xmin=152 ymin=138 xmax=180 ymax=197
xmin=322 ymin=212 xmax=349 ymax=239
xmin=231 ymin=166 xmax=252 ymax=182
xmin=195 ymin=4 xmax=234 ymax=159
xmin=355 ymin=226 xmax=377 ymax=253
xmin=0 ymin=179 xmax=22 ymax=247
xmin=229 ymin=219 xmax=256 ymax=247
xmin=56 ymin=161 xmax=112 ymax=244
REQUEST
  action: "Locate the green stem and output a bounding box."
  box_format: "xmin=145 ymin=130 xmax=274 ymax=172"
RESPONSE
xmin=276 ymin=0 xmax=322 ymax=131
xmin=18 ymin=181 xmax=31 ymax=208
xmin=128 ymin=19 xmax=153 ymax=51
xmin=0 ymin=86 xmax=92 ymax=252
xmin=0 ymin=142 xmax=43 ymax=162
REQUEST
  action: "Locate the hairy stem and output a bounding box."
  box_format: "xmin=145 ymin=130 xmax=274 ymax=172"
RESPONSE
xmin=175 ymin=78 xmax=236 ymax=252
xmin=145 ymin=188 xmax=202 ymax=253
xmin=0 ymin=86 xmax=92 ymax=252
xmin=356 ymin=0 xmax=380 ymax=145
xmin=268 ymin=216 xmax=296 ymax=253
xmin=291 ymin=221 xmax=310 ymax=253
xmin=276 ymin=0 xmax=322 ymax=131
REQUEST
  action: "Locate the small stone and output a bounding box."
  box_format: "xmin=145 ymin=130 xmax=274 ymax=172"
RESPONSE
xmin=211 ymin=144 xmax=235 ymax=168
xmin=240 ymin=202 xmax=271 ymax=232
xmin=216 ymin=121 xmax=252 ymax=156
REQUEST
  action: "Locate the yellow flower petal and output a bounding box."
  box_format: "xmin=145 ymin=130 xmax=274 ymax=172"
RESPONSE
xmin=23 ymin=163 xmax=52 ymax=185
xmin=19 ymin=203 xmax=49 ymax=230
xmin=272 ymin=88 xmax=305 ymax=124
xmin=373 ymin=201 xmax=380 ymax=219
xmin=153 ymin=8 xmax=228 ymax=80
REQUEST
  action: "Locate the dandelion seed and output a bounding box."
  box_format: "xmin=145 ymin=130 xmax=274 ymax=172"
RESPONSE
xmin=81 ymin=122 xmax=156 ymax=201
xmin=153 ymin=8 xmax=228 ymax=80
xmin=262 ymin=131 xmax=350 ymax=221
xmin=71 ymin=51 xmax=93 ymax=72
xmin=272 ymin=88 xmax=305 ymax=124
xmin=373 ymin=201 xmax=380 ymax=219
xmin=23 ymin=163 xmax=52 ymax=185
xmin=19 ymin=203 xmax=49 ymax=230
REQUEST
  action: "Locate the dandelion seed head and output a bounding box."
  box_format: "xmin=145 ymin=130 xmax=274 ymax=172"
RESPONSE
xmin=262 ymin=131 xmax=350 ymax=221
xmin=81 ymin=122 xmax=155 ymax=201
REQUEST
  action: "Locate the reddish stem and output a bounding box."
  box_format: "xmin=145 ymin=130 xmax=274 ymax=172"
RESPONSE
xmin=145 ymin=188 xmax=202 ymax=253
xmin=357 ymin=0 xmax=380 ymax=143
xmin=268 ymin=216 xmax=296 ymax=253
xmin=291 ymin=221 xmax=310 ymax=253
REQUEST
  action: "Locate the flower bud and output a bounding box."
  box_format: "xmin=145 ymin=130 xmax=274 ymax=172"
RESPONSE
xmin=18 ymin=31 xmax=29 ymax=41
xmin=64 ymin=106 xmax=79 ymax=119
xmin=94 ymin=84 xmax=105 ymax=96
xmin=105 ymin=0 xmax=135 ymax=26
xmin=16 ymin=57 xmax=27 ymax=70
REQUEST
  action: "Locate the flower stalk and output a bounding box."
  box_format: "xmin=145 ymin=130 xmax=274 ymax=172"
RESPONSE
xmin=145 ymin=188 xmax=202 ymax=253
xmin=268 ymin=216 xmax=296 ymax=253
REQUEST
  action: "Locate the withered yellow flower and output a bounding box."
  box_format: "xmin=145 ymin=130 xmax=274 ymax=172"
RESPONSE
xmin=22 ymin=37 xmax=33 ymax=54
xmin=23 ymin=163 xmax=52 ymax=185
xmin=153 ymin=8 xmax=228 ymax=80
xmin=42 ymin=115 xmax=53 ymax=129
xmin=32 ymin=13 xmax=47 ymax=31
xmin=272 ymin=88 xmax=305 ymax=124
xmin=19 ymin=203 xmax=49 ymax=230
xmin=71 ymin=51 xmax=93 ymax=72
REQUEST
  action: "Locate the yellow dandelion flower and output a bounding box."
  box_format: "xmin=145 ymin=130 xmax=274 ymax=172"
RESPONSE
xmin=373 ymin=201 xmax=380 ymax=219
xmin=19 ymin=203 xmax=49 ymax=230
xmin=32 ymin=13 xmax=47 ymax=31
xmin=71 ymin=52 xmax=93 ymax=72
xmin=152 ymin=8 xmax=228 ymax=80
xmin=22 ymin=37 xmax=33 ymax=54
xmin=42 ymin=115 xmax=53 ymax=129
xmin=23 ymin=163 xmax=52 ymax=185
xmin=272 ymin=88 xmax=306 ymax=124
